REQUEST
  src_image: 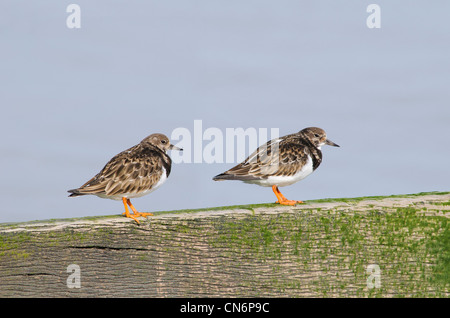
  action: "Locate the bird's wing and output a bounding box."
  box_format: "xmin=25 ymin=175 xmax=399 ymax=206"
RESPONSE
xmin=217 ymin=136 xmax=310 ymax=180
xmin=74 ymin=146 xmax=164 ymax=196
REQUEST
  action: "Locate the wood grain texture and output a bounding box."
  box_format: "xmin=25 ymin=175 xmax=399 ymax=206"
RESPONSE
xmin=0 ymin=193 xmax=449 ymax=297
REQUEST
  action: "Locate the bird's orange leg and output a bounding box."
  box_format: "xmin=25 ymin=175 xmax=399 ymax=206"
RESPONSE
xmin=126 ymin=199 xmax=154 ymax=218
xmin=272 ymin=185 xmax=304 ymax=205
xmin=122 ymin=197 xmax=141 ymax=224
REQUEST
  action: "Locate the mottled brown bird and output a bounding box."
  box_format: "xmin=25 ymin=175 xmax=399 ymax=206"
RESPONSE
xmin=68 ymin=133 xmax=182 ymax=223
xmin=213 ymin=127 xmax=339 ymax=205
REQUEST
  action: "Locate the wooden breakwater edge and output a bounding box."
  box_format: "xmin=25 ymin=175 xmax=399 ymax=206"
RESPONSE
xmin=0 ymin=192 xmax=449 ymax=297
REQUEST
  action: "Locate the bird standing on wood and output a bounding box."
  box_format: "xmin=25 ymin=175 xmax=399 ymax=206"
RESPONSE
xmin=68 ymin=133 xmax=182 ymax=224
xmin=213 ymin=127 xmax=339 ymax=205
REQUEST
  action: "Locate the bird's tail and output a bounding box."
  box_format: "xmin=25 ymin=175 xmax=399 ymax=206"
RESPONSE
xmin=212 ymin=173 xmax=232 ymax=181
xmin=67 ymin=189 xmax=85 ymax=197
xmin=213 ymin=173 xmax=259 ymax=181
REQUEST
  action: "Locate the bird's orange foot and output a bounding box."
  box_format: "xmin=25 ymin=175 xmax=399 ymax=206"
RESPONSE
xmin=122 ymin=211 xmax=154 ymax=217
xmin=272 ymin=185 xmax=304 ymax=206
xmin=275 ymin=199 xmax=304 ymax=205
xmin=122 ymin=198 xmax=153 ymax=224
xmin=121 ymin=212 xmax=153 ymax=224
xmin=132 ymin=212 xmax=154 ymax=218
xmin=122 ymin=210 xmax=142 ymax=224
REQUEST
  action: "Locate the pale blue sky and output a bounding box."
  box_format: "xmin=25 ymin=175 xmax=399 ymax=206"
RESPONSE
xmin=1 ymin=1 xmax=449 ymax=222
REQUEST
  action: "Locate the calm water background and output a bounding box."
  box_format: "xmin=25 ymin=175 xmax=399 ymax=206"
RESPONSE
xmin=1 ymin=1 xmax=449 ymax=223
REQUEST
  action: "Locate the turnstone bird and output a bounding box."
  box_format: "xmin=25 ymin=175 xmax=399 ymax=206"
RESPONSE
xmin=213 ymin=127 xmax=339 ymax=205
xmin=68 ymin=133 xmax=182 ymax=223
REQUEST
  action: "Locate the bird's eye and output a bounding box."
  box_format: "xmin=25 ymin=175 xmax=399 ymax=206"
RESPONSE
xmin=314 ymin=134 xmax=320 ymax=137
xmin=161 ymin=140 xmax=167 ymax=144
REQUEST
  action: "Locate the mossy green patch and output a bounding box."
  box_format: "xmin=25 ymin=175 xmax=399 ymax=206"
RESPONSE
xmin=0 ymin=232 xmax=33 ymax=259
xmin=426 ymin=219 xmax=450 ymax=288
xmin=209 ymin=206 xmax=449 ymax=296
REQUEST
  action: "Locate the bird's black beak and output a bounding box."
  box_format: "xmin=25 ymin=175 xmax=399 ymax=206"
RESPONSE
xmin=325 ymin=139 xmax=340 ymax=147
xmin=169 ymin=144 xmax=183 ymax=151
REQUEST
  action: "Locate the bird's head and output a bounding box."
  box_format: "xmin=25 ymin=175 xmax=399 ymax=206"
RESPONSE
xmin=141 ymin=133 xmax=183 ymax=152
xmin=300 ymin=127 xmax=340 ymax=149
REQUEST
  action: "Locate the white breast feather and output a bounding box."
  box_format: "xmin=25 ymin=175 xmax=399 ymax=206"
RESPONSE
xmin=244 ymin=155 xmax=314 ymax=187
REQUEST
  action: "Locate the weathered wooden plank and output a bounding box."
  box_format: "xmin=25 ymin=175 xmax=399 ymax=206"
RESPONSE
xmin=0 ymin=192 xmax=449 ymax=297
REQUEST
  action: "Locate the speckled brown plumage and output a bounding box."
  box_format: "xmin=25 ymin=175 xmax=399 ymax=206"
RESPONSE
xmin=69 ymin=142 xmax=170 ymax=198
